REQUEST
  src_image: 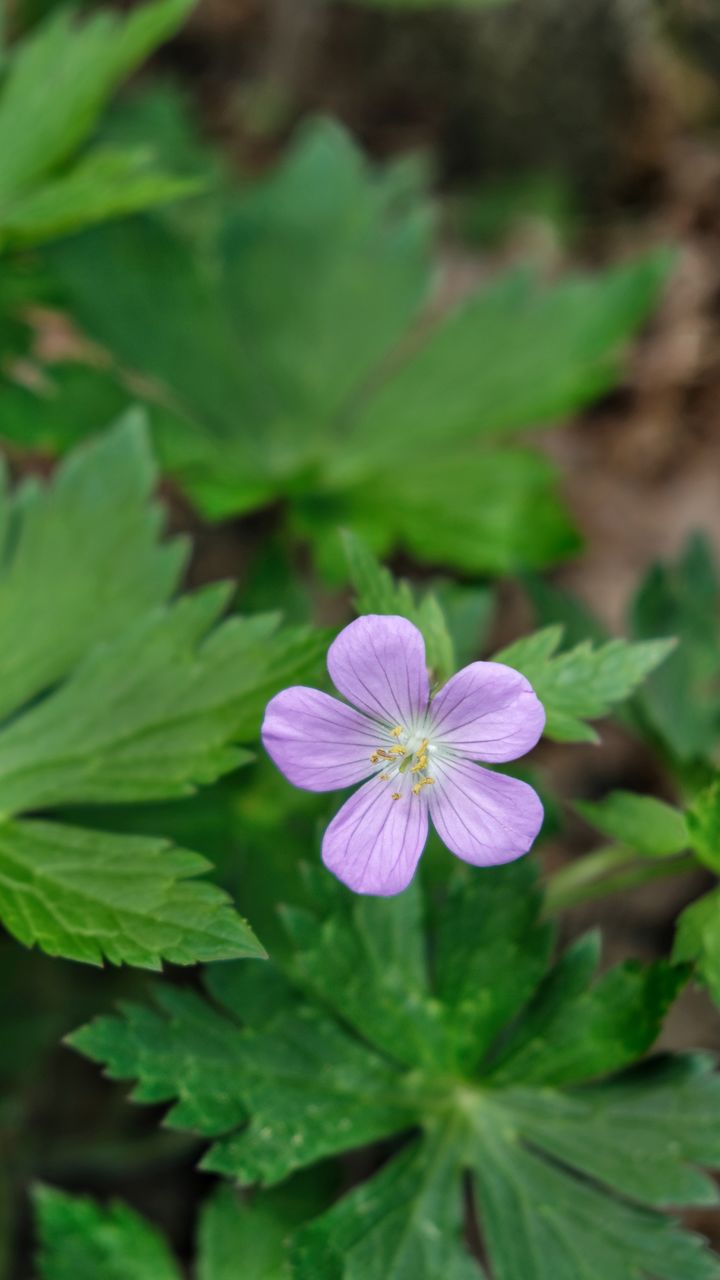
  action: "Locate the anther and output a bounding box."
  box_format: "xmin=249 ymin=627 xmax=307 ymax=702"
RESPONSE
xmin=412 ymin=777 xmax=435 ymax=795
xmin=391 ymin=726 xmax=404 ymax=738
xmin=391 ymin=792 xmax=401 ymax=801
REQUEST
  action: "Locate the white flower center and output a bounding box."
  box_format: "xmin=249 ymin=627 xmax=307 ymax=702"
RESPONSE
xmin=369 ymin=722 xmax=437 ymax=800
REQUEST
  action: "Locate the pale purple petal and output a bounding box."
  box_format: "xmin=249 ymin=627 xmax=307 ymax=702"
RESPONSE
xmin=322 ymin=772 xmax=429 ymax=896
xmin=429 ymin=757 xmax=543 ymax=866
xmin=262 ymin=686 xmax=381 ymax=792
xmin=327 ymin=615 xmax=429 ymax=730
xmin=428 ymin=661 xmax=545 ymax=763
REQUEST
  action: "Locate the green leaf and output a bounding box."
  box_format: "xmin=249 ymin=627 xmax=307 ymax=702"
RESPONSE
xmin=292 ymin=1131 xmax=483 ymax=1280
xmin=342 ymin=252 xmax=672 ymax=459
xmin=674 ymin=890 xmax=720 ymax=1008
xmin=342 ymin=530 xmax=455 ymax=681
xmin=0 ymin=409 xmax=184 ymax=718
xmin=0 ymin=147 xmax=202 ymax=249
xmin=334 ymin=446 xmax=580 ymax=577
xmin=197 ymin=1184 xmax=292 ymax=1280
xmin=34 ymin=1184 xmax=182 ymax=1280
xmin=0 ymin=819 xmax=263 ymax=967
xmin=70 ymin=975 xmax=416 ymax=1185
xmin=496 ymin=625 xmax=676 ymax=742
xmin=630 ymin=534 xmax=720 ymax=763
xmin=34 ymin=1183 xmax=296 ymax=1280
xmin=0 ymin=415 xmax=324 ymax=967
xmin=0 ymin=0 xmax=196 ymax=199
xmin=687 ymin=781 xmax=720 ymax=872
xmin=576 ymin=791 xmax=689 ymax=858
xmin=44 ymin=122 xmax=666 ymax=580
xmin=70 ymin=868 xmax=720 ymax=1279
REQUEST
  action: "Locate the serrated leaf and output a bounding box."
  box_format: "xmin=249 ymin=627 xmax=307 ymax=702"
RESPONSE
xmin=70 ymin=867 xmax=720 ymax=1279
xmin=43 ymin=122 xmax=666 ymax=579
xmin=495 ymin=625 xmax=675 ymax=742
xmin=0 ymin=416 xmax=323 ymax=967
xmin=0 ymin=409 xmax=185 ymax=719
xmin=0 ymin=0 xmax=196 ymax=200
xmin=342 ymin=530 xmax=455 ymax=681
xmin=70 ymin=973 xmax=415 ymax=1186
xmin=577 ymin=790 xmax=689 ymax=858
xmin=34 ymin=1184 xmax=182 ymax=1280
xmin=34 ymin=1183 xmax=294 ymax=1280
xmin=0 ymin=819 xmax=263 ymax=967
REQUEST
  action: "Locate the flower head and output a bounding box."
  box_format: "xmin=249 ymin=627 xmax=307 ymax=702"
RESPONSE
xmin=262 ymin=614 xmax=545 ymax=896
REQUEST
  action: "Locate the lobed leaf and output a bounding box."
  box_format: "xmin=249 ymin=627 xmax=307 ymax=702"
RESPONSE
xmin=70 ymin=866 xmax=720 ymax=1278
xmin=41 ymin=122 xmax=667 ymax=579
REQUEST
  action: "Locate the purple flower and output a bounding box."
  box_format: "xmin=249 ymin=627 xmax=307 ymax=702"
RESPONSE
xmin=262 ymin=614 xmax=545 ymax=896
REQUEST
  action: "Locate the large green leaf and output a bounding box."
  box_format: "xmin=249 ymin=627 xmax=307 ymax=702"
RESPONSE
xmin=0 ymin=416 xmax=324 ymax=967
xmin=39 ymin=120 xmax=667 ymax=578
xmin=70 ymin=864 xmax=720 ymax=1279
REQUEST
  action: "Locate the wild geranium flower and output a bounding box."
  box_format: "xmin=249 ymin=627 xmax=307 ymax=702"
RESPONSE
xmin=262 ymin=615 xmax=545 ymax=896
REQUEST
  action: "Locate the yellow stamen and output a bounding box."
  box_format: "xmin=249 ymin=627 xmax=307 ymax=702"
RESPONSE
xmin=411 ymin=754 xmax=428 ymax=773
xmin=391 ymin=726 xmax=404 ymax=738
xmin=412 ymin=777 xmax=435 ymax=795
xmin=379 ymin=773 xmax=390 ymax=781
xmin=388 ymin=745 xmax=406 ymax=757
xmin=391 ymin=792 xmax=401 ymax=801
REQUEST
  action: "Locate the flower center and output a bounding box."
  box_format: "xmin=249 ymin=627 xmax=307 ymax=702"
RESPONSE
xmin=369 ymin=724 xmax=436 ymax=800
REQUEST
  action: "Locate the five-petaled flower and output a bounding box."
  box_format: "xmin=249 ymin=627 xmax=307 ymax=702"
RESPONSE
xmin=262 ymin=615 xmax=545 ymax=896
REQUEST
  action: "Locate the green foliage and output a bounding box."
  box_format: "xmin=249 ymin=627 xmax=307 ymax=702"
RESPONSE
xmin=0 ymin=0 xmax=199 ymax=250
xmin=70 ymin=865 xmax=720 ymax=1279
xmin=34 ymin=1185 xmax=181 ymax=1280
xmin=34 ymin=1183 xmax=290 ymax=1280
xmin=685 ymin=781 xmax=720 ymax=873
xmin=35 ymin=120 xmax=669 ymax=579
xmin=673 ymin=781 xmax=720 ymax=1006
xmin=0 ymin=415 xmax=324 ymax=967
xmin=494 ymin=625 xmax=675 ymax=742
xmin=577 ymin=791 xmax=689 ymax=858
xmin=631 ymin=534 xmax=720 ymax=764
xmin=342 ymin=530 xmax=455 ymax=681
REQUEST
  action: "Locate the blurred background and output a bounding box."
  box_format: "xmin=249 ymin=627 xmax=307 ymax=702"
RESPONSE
xmin=3 ymin=0 xmax=720 ymax=1273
